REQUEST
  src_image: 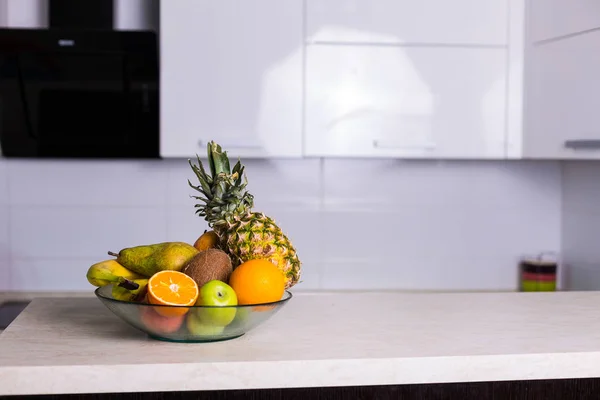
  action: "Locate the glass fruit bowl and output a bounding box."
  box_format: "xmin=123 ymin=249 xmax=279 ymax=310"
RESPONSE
xmin=95 ymin=285 xmax=292 ymax=343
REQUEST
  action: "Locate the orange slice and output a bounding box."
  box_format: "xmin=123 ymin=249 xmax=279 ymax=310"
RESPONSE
xmin=147 ymin=270 xmax=199 ymax=317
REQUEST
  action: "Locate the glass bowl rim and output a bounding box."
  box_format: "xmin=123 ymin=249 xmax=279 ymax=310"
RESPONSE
xmin=95 ymin=286 xmax=293 ymax=308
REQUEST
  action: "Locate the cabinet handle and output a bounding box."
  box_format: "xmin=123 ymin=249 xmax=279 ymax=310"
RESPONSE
xmin=198 ymin=140 xmax=263 ymax=150
xmin=564 ymin=139 xmax=600 ymax=150
xmin=373 ymin=140 xmax=436 ymax=150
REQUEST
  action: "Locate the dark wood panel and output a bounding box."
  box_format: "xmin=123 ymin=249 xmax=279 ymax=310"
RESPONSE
xmin=7 ymin=378 xmax=600 ymax=400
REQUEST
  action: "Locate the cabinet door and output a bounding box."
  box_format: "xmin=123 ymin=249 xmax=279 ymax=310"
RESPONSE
xmin=306 ymin=0 xmax=507 ymax=46
xmin=160 ymin=0 xmax=303 ymax=158
xmin=304 ymin=45 xmax=507 ymax=159
xmin=525 ymin=31 xmax=600 ymax=159
xmin=530 ymin=0 xmax=600 ymax=43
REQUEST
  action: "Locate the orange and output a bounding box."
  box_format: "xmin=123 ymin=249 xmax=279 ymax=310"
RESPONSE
xmin=228 ymin=259 xmax=285 ymax=305
xmin=147 ymin=270 xmax=199 ymax=317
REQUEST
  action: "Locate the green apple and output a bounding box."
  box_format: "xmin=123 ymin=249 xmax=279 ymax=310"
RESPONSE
xmin=192 ymin=280 xmax=238 ymax=326
xmin=186 ymin=313 xmax=225 ymax=336
xmin=231 ymin=306 xmax=251 ymax=327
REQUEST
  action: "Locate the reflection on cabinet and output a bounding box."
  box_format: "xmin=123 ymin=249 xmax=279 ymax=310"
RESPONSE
xmin=305 ymin=45 xmax=507 ymax=158
xmin=160 ymin=0 xmax=304 ymax=159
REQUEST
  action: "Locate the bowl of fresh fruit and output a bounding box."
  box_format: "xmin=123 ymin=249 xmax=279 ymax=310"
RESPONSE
xmin=87 ymin=141 xmax=301 ymax=342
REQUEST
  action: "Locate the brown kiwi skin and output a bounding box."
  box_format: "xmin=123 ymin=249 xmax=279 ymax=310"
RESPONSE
xmin=182 ymin=248 xmax=233 ymax=288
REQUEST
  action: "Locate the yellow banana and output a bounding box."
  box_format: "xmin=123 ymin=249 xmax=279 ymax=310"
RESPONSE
xmin=86 ymin=259 xmax=145 ymax=287
xmin=111 ymin=278 xmax=149 ymax=302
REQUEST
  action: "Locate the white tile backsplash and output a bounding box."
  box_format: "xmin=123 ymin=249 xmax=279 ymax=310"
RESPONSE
xmin=322 ymin=159 xmax=561 ymax=209
xmin=9 ymin=206 xmax=168 ymax=259
xmin=8 ymin=159 xmax=168 ymax=207
xmin=0 ymin=157 xmax=565 ymax=292
xmin=167 ymin=158 xmax=322 ymax=208
xmin=562 ymin=162 xmax=600 ymax=278
xmin=242 ymin=159 xmax=322 ymax=208
xmin=166 ymin=159 xmax=204 ymax=207
xmin=322 ymin=255 xmax=523 ymax=291
xmin=259 ymin=207 xmax=324 ymax=265
xmin=323 ymin=159 xmax=477 ymax=209
xmin=293 ymin=264 xmax=321 ymax=291
xmin=10 ymin=258 xmax=99 ymax=291
xmin=0 ymin=159 xmax=8 ymax=205
xmin=166 ymin=205 xmax=211 ymax=245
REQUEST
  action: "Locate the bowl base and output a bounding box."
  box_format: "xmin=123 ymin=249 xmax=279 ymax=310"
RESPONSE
xmin=148 ymin=333 xmax=245 ymax=343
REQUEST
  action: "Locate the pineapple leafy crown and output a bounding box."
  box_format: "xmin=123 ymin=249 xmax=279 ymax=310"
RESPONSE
xmin=188 ymin=141 xmax=254 ymax=228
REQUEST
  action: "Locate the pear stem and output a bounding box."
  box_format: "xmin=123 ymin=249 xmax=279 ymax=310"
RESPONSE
xmin=107 ymin=251 xmax=118 ymax=257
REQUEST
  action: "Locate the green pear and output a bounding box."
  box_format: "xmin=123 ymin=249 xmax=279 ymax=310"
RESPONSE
xmin=108 ymin=242 xmax=199 ymax=277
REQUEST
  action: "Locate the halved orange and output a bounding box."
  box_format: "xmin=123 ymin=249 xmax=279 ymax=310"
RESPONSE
xmin=147 ymin=270 xmax=199 ymax=317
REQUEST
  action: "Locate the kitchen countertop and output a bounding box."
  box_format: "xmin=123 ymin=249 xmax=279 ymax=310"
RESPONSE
xmin=2 ymin=290 xmax=600 ymax=396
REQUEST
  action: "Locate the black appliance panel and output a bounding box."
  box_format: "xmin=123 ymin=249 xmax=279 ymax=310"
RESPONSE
xmin=0 ymin=28 xmax=159 ymax=158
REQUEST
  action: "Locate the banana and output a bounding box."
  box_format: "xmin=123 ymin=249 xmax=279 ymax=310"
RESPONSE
xmin=111 ymin=278 xmax=149 ymax=302
xmin=86 ymin=259 xmax=145 ymax=288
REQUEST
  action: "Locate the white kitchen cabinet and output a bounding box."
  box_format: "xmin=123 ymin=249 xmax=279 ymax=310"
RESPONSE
xmin=303 ymin=0 xmax=600 ymax=160
xmin=159 ymin=0 xmax=600 ymax=160
xmin=523 ymin=30 xmax=600 ymax=159
xmin=529 ymin=0 xmax=600 ymax=43
xmin=304 ymin=45 xmax=507 ymax=158
xmin=303 ymin=1 xmax=510 ymax=159
xmin=306 ymin=0 xmax=508 ymax=46
xmin=516 ymin=0 xmax=600 ymax=159
xmin=160 ymin=0 xmax=304 ymax=159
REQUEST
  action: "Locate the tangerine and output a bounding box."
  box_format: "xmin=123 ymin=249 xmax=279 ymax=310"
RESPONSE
xmin=228 ymin=259 xmax=285 ymax=305
xmin=147 ymin=270 xmax=199 ymax=317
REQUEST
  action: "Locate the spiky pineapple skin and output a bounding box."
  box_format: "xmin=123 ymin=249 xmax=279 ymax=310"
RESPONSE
xmin=214 ymin=212 xmax=301 ymax=289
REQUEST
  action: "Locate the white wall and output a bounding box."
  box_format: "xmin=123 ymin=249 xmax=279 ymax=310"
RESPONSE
xmin=0 ymin=157 xmax=562 ymax=292
xmin=561 ymin=161 xmax=600 ymax=290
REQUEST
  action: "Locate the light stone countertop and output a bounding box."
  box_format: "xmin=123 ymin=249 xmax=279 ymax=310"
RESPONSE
xmin=2 ymin=290 xmax=600 ymax=396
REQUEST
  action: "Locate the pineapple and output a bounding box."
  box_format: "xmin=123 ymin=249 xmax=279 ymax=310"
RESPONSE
xmin=187 ymin=141 xmax=301 ymax=289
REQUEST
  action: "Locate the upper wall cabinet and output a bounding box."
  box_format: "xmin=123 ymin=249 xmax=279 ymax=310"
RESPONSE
xmin=523 ymin=29 xmax=600 ymax=159
xmin=305 ymin=0 xmax=508 ymax=46
xmin=160 ymin=0 xmax=304 ymax=159
xmin=528 ymin=0 xmax=600 ymax=43
xmin=160 ymin=0 xmax=600 ymax=160
xmin=304 ymin=0 xmax=509 ymax=159
xmin=520 ymin=0 xmax=600 ymax=159
xmin=304 ymin=45 xmax=507 ymax=159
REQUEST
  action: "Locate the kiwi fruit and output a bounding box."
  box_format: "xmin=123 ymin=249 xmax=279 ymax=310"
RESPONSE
xmin=182 ymin=248 xmax=233 ymax=288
